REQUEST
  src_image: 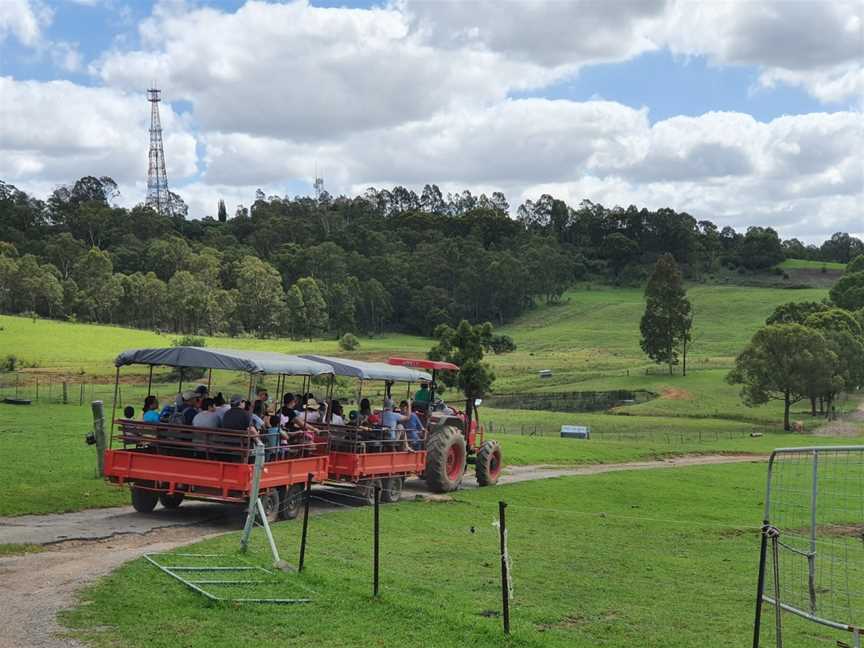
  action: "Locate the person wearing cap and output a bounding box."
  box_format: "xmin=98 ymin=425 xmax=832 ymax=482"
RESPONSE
xmin=222 ymin=394 xmax=252 ymax=430
xmin=181 ymin=389 xmax=201 ymax=425
xmin=381 ymin=398 xmax=413 ymax=441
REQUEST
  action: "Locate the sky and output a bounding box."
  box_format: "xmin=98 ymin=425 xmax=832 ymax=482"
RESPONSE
xmin=0 ymin=0 xmax=862 ymax=242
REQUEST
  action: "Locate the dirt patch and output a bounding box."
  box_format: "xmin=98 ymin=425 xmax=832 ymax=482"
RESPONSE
xmin=660 ymin=388 xmax=694 ymax=401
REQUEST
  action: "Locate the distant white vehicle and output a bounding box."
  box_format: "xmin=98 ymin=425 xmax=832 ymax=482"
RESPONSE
xmin=539 ymin=369 xmax=552 ymax=379
xmin=560 ymin=425 xmax=590 ymax=439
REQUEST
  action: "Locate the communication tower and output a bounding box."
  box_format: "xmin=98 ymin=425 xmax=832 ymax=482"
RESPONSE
xmin=146 ymin=86 xmax=172 ymax=216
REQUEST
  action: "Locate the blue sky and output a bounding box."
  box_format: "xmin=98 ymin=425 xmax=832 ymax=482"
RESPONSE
xmin=0 ymin=0 xmax=861 ymax=240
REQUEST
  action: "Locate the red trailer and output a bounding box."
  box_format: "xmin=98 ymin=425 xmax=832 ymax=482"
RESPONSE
xmin=103 ymin=347 xmax=334 ymax=520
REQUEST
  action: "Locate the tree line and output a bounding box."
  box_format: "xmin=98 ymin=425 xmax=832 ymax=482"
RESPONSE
xmin=0 ymin=175 xmax=860 ymax=340
xmin=728 ymin=258 xmax=864 ymax=430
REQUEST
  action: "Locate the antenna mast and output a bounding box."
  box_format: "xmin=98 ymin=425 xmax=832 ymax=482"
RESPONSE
xmin=146 ymin=86 xmax=173 ymax=216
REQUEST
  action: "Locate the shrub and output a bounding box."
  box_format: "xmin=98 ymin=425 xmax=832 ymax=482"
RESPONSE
xmin=338 ymin=333 xmax=360 ymax=351
xmin=488 ymin=334 xmax=517 ymax=354
xmin=171 ymin=335 xmax=206 ymax=348
xmin=1 ymin=354 xmax=17 ymax=372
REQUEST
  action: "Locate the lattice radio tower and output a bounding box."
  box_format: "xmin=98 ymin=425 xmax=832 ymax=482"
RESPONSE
xmin=146 ymin=86 xmax=172 ymax=216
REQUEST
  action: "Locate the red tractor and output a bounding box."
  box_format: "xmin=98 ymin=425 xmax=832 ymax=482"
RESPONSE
xmin=387 ymin=357 xmax=502 ymax=491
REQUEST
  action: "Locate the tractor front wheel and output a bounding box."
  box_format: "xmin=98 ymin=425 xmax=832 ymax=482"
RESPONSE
xmin=475 ymin=440 xmax=503 ymax=486
xmin=425 ymin=426 xmax=466 ymax=493
xmin=159 ymin=492 xmax=185 ymax=509
xmin=131 ymin=484 xmax=159 ymax=513
xmin=280 ymin=484 xmax=305 ymax=520
xmin=381 ymin=476 xmax=404 ymax=503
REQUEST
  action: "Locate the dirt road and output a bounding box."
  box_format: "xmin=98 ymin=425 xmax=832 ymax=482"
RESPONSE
xmin=0 ymin=454 xmax=763 ymax=648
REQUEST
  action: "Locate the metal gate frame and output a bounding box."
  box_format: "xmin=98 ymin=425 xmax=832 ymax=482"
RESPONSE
xmin=753 ymin=446 xmax=864 ymax=648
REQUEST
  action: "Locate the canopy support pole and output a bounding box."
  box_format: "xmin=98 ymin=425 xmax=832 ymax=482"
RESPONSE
xmin=178 ymin=368 xmax=184 ymax=395
xmin=207 ymin=369 xmax=212 ymax=394
xmin=147 ymin=365 xmax=153 ymax=397
xmin=110 ymin=367 xmax=120 ymax=449
xmin=247 ymin=374 xmax=254 ymax=402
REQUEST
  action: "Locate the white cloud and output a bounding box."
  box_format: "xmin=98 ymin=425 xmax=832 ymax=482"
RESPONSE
xmin=0 ymin=0 xmax=51 ymax=46
xmin=662 ymin=0 xmax=864 ymax=103
xmin=0 ymin=77 xmax=198 ymax=189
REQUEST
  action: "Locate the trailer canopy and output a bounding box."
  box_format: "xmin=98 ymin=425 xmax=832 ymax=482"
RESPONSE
xmin=300 ymin=355 xmax=432 ymax=383
xmin=115 ymin=347 xmax=333 ymax=376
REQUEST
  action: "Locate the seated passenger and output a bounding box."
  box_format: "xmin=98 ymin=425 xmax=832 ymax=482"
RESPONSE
xmin=222 ymin=395 xmax=252 ymax=430
xmin=330 ymin=401 xmax=345 ymax=425
xmin=302 ymin=398 xmax=322 ymax=424
xmin=123 ymin=405 xmax=135 ymax=419
xmin=142 ymin=396 xmax=160 ymax=423
xmin=399 ymin=400 xmax=424 ymax=450
xmin=262 ymin=411 xmax=285 ymax=460
xmin=213 ymin=392 xmax=230 ymax=416
xmin=182 ymin=390 xmax=201 ymax=425
xmin=192 ymin=398 xmax=221 ymax=428
xmin=380 ymin=398 xmax=408 ymax=441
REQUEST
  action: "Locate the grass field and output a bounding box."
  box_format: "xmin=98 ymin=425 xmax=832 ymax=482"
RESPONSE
xmin=61 ymin=462 xmax=845 ymax=648
xmin=779 ymin=258 xmax=846 ymax=271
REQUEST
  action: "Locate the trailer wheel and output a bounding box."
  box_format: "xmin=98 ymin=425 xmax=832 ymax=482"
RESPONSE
xmin=424 ymin=426 xmax=466 ymax=493
xmin=280 ymin=484 xmax=305 ymax=520
xmin=381 ymin=476 xmax=404 ymax=503
xmin=355 ymin=479 xmax=381 ymax=505
xmin=475 ymin=440 xmax=503 ymax=487
xmin=159 ymin=492 xmax=185 ymax=509
xmin=130 ymin=484 xmax=158 ymax=513
xmin=259 ymin=489 xmax=280 ymax=524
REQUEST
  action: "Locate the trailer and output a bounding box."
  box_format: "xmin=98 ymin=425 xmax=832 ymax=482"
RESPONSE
xmin=103 ymin=347 xmax=333 ymax=521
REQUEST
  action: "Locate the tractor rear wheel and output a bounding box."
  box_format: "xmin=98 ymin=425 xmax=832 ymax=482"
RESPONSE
xmin=425 ymin=426 xmax=466 ymax=493
xmin=280 ymin=484 xmax=305 ymax=520
xmin=259 ymin=489 xmax=280 ymax=524
xmin=355 ymin=479 xmax=381 ymax=505
xmin=475 ymin=440 xmax=503 ymax=486
xmin=131 ymin=484 xmax=158 ymax=513
xmin=159 ymin=492 xmax=185 ymax=509
xmin=381 ymin=476 xmax=404 ymax=503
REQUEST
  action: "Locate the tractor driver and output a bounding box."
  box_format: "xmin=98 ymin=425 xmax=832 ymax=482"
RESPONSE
xmin=414 ymin=382 xmax=431 ymax=408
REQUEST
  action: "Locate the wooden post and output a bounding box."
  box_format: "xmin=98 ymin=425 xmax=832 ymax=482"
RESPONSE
xmin=35 ymin=376 xmax=39 ymax=401
xmin=79 ymin=382 xmax=84 ymax=406
xmin=62 ymin=381 xmax=68 ymax=404
xmin=91 ymin=400 xmax=106 ymax=477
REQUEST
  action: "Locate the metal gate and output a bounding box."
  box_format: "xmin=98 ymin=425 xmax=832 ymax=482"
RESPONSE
xmin=754 ymin=446 xmax=864 ymax=647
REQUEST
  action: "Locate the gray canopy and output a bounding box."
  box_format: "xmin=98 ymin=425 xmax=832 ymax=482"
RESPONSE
xmin=300 ymin=355 xmax=432 ymax=382
xmin=115 ymin=347 xmax=333 ymax=376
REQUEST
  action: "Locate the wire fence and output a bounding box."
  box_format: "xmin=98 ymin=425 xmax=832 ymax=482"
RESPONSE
xmin=484 ymin=419 xmax=764 ymax=445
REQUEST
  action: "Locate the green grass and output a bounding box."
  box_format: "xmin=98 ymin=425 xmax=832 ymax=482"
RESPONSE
xmin=0 ymin=543 xmax=45 ymax=556
xmin=62 ymin=462 xmax=845 ymax=647
xmin=0 ymin=404 xmax=128 ymax=516
xmin=779 ymin=258 xmax=846 ymax=270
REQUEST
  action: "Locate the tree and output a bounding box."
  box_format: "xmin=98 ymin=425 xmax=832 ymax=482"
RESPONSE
xmin=217 ymin=199 xmax=228 ymax=223
xmin=428 ymin=320 xmax=496 ymax=403
xmin=727 ymin=324 xmax=837 ymax=431
xmin=829 ymin=271 xmax=864 ymax=311
xmin=283 ymin=284 xmax=305 ymax=339
xmin=737 ymin=226 xmax=784 ymax=269
xmin=234 ymin=257 xmax=284 ymax=335
xmin=601 ymin=233 xmax=640 ymax=278
xmin=295 ymin=277 xmax=329 ymax=339
xmin=766 ymin=301 xmax=829 ymax=326
xmin=846 ymin=254 xmax=864 ymax=275
xmin=639 ymin=254 xmax=692 ymax=375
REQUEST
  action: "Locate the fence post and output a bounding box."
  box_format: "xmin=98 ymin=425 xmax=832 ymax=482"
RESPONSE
xmin=91 ymin=400 xmax=106 ymax=477
xmin=752 ymin=521 xmax=769 ymax=648
xmin=498 ymin=500 xmax=511 ymax=635
xmin=373 ymin=480 xmax=381 ymax=597
xmin=62 ymin=381 xmax=68 ymax=404
xmin=15 ymin=373 xmax=19 ymax=398
xmin=35 ymin=376 xmax=39 ymax=402
xmin=299 ymin=472 xmax=313 ymax=572
xmin=79 ymin=382 xmax=84 ymax=406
